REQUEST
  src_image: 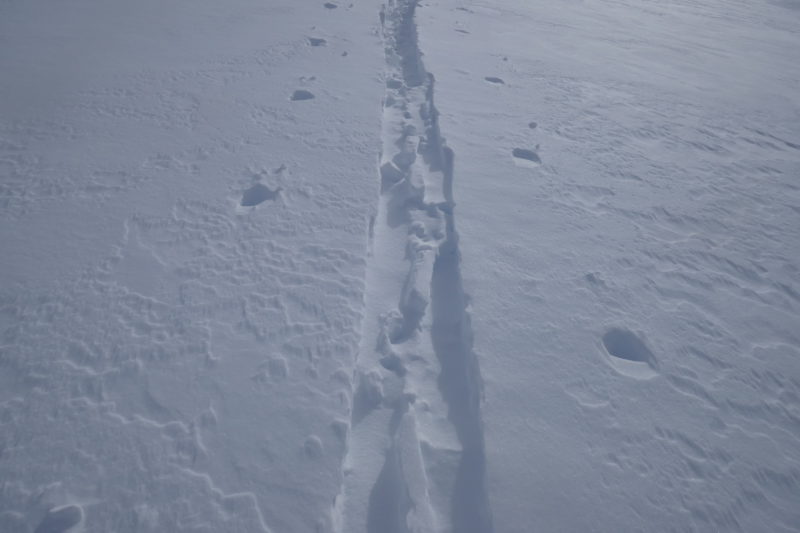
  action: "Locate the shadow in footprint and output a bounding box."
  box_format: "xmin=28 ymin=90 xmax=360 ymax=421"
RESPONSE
xmin=35 ymin=505 xmax=83 ymax=533
xmin=602 ymin=328 xmax=654 ymax=364
xmin=241 ymin=183 xmax=281 ymax=207
xmin=290 ymin=89 xmax=315 ymax=101
xmin=308 ymin=37 xmax=327 ymax=46
xmin=511 ymin=147 xmax=541 ymax=167
xmin=601 ymin=327 xmax=658 ymax=379
xmin=324 ymin=2 xmax=338 ymax=8
xmin=485 ymin=76 xmax=504 ymax=84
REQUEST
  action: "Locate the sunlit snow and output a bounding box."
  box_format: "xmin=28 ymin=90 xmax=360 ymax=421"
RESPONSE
xmin=1 ymin=0 xmax=798 ymax=532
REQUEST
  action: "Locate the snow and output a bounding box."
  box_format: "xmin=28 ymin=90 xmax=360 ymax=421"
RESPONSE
xmin=418 ymin=0 xmax=800 ymax=531
xmin=1 ymin=1 xmax=383 ymax=531
xmin=1 ymin=0 xmax=799 ymax=532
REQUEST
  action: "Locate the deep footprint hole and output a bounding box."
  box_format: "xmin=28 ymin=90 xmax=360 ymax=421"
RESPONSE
xmin=602 ymin=328 xmax=655 ymax=364
xmin=308 ymin=37 xmax=327 ymax=46
xmin=35 ymin=505 xmax=83 ymax=533
xmin=290 ymin=89 xmax=315 ymax=101
xmin=511 ymin=148 xmax=541 ymax=164
xmin=485 ymin=76 xmax=505 ymax=84
xmin=241 ymin=183 xmax=280 ymax=207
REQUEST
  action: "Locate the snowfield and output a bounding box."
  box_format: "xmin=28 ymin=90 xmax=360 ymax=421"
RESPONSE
xmin=416 ymin=0 xmax=800 ymax=531
xmin=1 ymin=0 xmax=799 ymax=532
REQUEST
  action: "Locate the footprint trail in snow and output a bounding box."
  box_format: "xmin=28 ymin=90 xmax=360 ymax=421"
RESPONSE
xmin=335 ymin=1 xmax=492 ymax=532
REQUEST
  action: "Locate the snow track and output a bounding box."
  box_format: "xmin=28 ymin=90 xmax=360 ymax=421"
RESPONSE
xmin=5 ymin=0 xmax=797 ymax=530
xmin=336 ymin=2 xmax=492 ymax=532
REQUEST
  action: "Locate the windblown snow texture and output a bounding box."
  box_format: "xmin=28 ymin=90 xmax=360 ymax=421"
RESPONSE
xmin=2 ymin=0 xmax=799 ymax=531
xmin=0 ymin=1 xmax=384 ymax=531
xmin=417 ymin=0 xmax=800 ymax=531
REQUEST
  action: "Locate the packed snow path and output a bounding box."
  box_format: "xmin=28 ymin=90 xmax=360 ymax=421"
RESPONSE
xmin=336 ymin=1 xmax=492 ymax=532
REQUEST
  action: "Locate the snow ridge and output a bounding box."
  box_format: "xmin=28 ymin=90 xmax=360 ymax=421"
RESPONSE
xmin=335 ymin=1 xmax=492 ymax=531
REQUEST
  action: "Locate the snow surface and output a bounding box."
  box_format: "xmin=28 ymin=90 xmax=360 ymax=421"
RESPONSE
xmin=1 ymin=0 xmax=799 ymax=532
xmin=418 ymin=0 xmax=800 ymax=531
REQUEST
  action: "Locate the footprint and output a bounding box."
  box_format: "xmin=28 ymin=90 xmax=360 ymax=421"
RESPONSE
xmin=380 ymin=352 xmax=406 ymax=376
xmin=528 ymin=121 xmax=538 ymax=129
xmin=308 ymin=37 xmax=327 ymax=47
xmin=324 ymin=2 xmax=338 ymax=8
xmin=601 ymin=327 xmax=658 ymax=379
xmin=485 ymin=76 xmax=505 ymax=84
xmin=602 ymin=328 xmax=653 ymax=363
xmin=290 ymin=89 xmax=315 ymax=101
xmin=511 ymin=147 xmax=541 ymax=167
xmin=241 ymin=183 xmax=281 ymax=207
xmin=34 ymin=505 xmax=83 ymax=533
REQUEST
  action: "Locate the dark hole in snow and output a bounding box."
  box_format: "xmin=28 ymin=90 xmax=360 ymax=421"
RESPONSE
xmin=308 ymin=37 xmax=327 ymax=46
xmin=528 ymin=121 xmax=538 ymax=129
xmin=511 ymin=148 xmax=541 ymax=164
xmin=485 ymin=76 xmax=505 ymax=84
xmin=290 ymin=89 xmax=315 ymax=101
xmin=35 ymin=505 xmax=83 ymax=533
xmin=324 ymin=2 xmax=337 ymax=8
xmin=380 ymin=353 xmax=406 ymax=376
xmin=241 ymin=183 xmax=280 ymax=207
xmin=602 ymin=328 xmax=654 ymax=364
